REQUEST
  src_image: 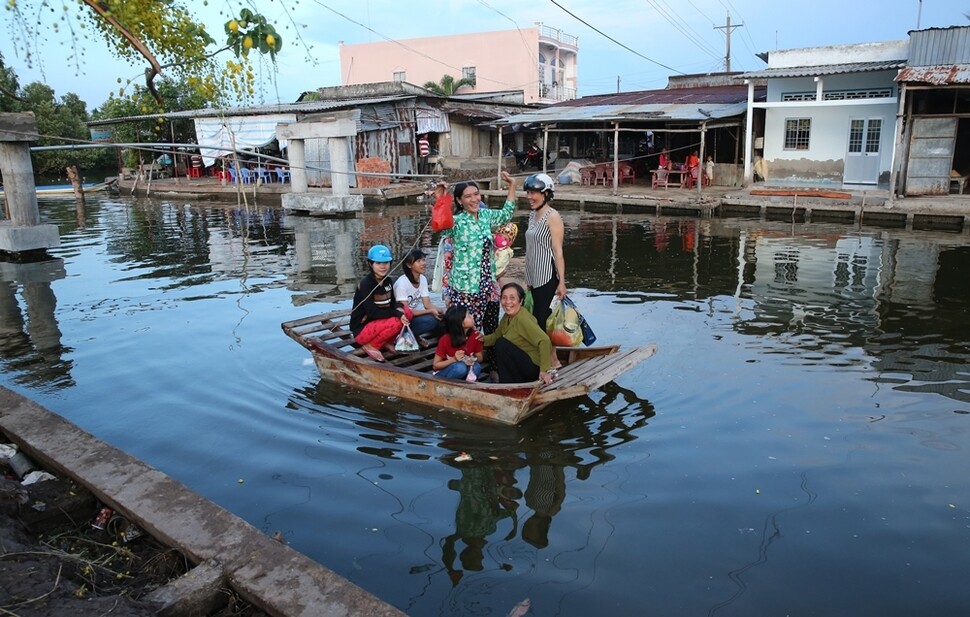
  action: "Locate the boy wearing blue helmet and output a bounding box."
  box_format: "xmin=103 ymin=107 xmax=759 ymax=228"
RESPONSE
xmin=350 ymin=245 xmax=412 ymax=362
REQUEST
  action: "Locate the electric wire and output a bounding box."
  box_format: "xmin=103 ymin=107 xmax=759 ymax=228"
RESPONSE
xmin=648 ymin=0 xmax=723 ymax=59
xmin=548 ymin=0 xmax=684 ymax=74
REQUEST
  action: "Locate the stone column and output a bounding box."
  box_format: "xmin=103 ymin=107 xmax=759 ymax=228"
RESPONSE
xmin=0 ymin=113 xmax=60 ymax=253
xmin=277 ymin=110 xmax=363 ymax=215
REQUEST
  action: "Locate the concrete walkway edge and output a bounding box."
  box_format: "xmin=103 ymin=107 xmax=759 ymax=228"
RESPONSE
xmin=0 ymin=386 xmax=406 ymax=617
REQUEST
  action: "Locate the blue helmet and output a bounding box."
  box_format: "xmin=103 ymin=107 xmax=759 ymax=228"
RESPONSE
xmin=367 ymin=244 xmax=392 ymax=263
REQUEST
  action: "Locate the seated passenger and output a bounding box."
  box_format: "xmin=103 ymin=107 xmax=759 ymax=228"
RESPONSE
xmin=350 ymin=245 xmax=411 ymax=362
xmin=393 ymin=249 xmax=443 ymax=341
xmin=482 ymin=283 xmax=554 ymax=385
xmin=433 ymin=306 xmax=483 ymax=382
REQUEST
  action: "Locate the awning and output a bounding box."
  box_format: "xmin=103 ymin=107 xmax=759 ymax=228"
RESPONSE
xmin=896 ymin=64 xmax=970 ymax=85
xmin=194 ymin=114 xmax=296 ymax=166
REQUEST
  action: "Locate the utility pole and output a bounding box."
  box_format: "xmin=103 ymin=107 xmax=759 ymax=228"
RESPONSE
xmin=617 ymin=75 xmax=621 ymax=93
xmin=714 ymin=13 xmax=743 ymax=72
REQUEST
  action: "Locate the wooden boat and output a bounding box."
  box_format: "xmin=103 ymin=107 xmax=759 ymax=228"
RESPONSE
xmin=282 ymin=309 xmax=657 ymax=425
xmin=0 ymin=180 xmax=117 ymax=198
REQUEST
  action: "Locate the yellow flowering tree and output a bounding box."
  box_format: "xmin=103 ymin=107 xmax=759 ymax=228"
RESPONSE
xmin=3 ymin=0 xmax=285 ymax=111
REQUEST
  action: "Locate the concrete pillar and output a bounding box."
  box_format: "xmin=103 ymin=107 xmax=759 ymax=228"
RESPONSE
xmin=0 ymin=113 xmax=60 ymax=253
xmin=328 ymin=136 xmax=350 ymax=196
xmin=277 ymin=111 xmax=362 ymax=215
xmin=288 ymin=139 xmax=308 ymax=193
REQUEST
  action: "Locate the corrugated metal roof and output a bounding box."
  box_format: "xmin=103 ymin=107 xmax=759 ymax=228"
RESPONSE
xmin=88 ymin=96 xmax=414 ymax=126
xmin=896 ymin=64 xmax=970 ymax=85
xmin=908 ymin=27 xmax=970 ymax=66
xmin=490 ymin=84 xmax=759 ymax=125
xmin=492 ymin=101 xmax=750 ymax=125
xmin=737 ymin=60 xmax=905 ymax=79
xmin=554 ymin=84 xmax=759 ymax=107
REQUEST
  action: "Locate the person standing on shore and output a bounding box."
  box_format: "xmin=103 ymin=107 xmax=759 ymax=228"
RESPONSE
xmin=418 ymin=134 xmax=431 ymax=175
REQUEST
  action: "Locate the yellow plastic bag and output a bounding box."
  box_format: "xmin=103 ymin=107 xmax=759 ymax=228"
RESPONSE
xmin=545 ymin=297 xmax=582 ymax=347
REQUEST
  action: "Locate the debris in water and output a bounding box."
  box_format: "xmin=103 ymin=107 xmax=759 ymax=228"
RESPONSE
xmin=506 ymin=597 xmax=530 ymax=617
xmin=455 ymin=452 xmax=472 ymax=462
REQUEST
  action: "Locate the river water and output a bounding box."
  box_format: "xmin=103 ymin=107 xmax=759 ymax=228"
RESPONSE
xmin=2 ymin=195 xmax=969 ymax=616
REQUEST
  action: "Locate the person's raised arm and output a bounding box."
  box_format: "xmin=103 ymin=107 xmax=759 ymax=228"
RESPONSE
xmin=501 ymin=170 xmax=516 ymax=202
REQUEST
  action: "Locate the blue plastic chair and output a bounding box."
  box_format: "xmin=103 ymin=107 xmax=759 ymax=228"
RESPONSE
xmin=256 ymin=167 xmax=273 ymax=184
xmin=240 ymin=168 xmax=254 ymax=184
xmin=276 ymin=167 xmax=291 ymax=183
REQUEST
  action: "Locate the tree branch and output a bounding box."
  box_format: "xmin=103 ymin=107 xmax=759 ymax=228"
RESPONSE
xmin=80 ymin=0 xmax=164 ymax=104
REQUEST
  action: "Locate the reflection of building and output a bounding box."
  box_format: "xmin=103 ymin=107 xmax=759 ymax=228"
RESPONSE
xmin=339 ymin=24 xmax=579 ymax=105
xmin=0 ymin=259 xmax=72 ymax=388
xmin=285 ymin=216 xmax=364 ymax=303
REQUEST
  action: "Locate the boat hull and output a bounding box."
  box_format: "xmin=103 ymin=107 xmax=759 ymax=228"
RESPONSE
xmin=283 ymin=309 xmax=657 ymax=425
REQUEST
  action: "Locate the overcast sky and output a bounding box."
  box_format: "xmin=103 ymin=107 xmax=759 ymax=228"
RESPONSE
xmin=1 ymin=0 xmax=964 ymax=111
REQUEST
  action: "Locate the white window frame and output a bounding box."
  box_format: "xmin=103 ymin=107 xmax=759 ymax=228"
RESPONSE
xmin=784 ymin=118 xmax=812 ymax=150
xmin=462 ymin=66 xmax=476 ymax=82
xmin=393 ymin=70 xmax=406 ymax=82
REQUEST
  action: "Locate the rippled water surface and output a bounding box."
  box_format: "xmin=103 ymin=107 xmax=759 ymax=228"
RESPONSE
xmin=2 ymin=196 xmax=970 ymax=616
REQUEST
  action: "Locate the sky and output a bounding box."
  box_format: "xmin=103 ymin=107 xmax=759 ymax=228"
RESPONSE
xmin=1 ymin=0 xmax=965 ymax=112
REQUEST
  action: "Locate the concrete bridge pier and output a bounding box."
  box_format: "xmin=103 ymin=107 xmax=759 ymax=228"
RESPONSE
xmin=0 ymin=113 xmax=60 ymax=255
xmin=277 ymin=110 xmax=363 ymax=216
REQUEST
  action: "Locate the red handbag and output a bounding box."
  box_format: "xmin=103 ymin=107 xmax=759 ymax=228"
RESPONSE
xmin=431 ymin=192 xmax=454 ymax=232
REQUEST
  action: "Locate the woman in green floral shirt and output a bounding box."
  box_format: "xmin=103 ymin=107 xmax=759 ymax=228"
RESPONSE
xmin=442 ymin=171 xmax=517 ymax=336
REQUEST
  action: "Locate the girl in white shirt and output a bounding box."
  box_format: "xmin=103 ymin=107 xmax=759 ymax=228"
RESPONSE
xmin=393 ymin=249 xmax=444 ymax=340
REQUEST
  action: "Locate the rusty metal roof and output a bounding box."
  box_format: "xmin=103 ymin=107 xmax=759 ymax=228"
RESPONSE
xmin=737 ymin=60 xmax=905 ymax=79
xmin=896 ymin=64 xmax=970 ymax=85
xmin=491 ymin=85 xmax=761 ymax=125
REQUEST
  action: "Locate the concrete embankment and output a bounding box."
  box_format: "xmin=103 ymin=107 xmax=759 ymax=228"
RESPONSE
xmin=0 ymin=386 xmax=406 ymax=617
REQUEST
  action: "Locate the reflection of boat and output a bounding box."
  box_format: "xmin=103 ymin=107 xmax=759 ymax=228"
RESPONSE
xmin=0 ymin=180 xmax=117 ymax=198
xmin=282 ymin=309 xmax=657 ymax=425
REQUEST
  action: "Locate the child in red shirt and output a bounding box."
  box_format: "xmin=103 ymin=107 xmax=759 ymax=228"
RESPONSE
xmin=433 ymin=305 xmax=484 ymax=381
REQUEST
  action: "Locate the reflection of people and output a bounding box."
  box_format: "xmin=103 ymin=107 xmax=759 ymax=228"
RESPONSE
xmin=433 ymin=306 xmax=483 ymax=382
xmin=350 ymin=245 xmax=410 ymax=362
xmin=522 ymin=453 xmax=566 ymax=549
xmin=441 ymin=465 xmax=519 ymax=585
xmin=483 ymin=283 xmax=554 ymax=384
xmin=440 ymin=172 xmax=517 ymax=336
xmin=523 ymin=173 xmax=565 ymax=372
xmin=393 ymin=249 xmax=442 ymax=340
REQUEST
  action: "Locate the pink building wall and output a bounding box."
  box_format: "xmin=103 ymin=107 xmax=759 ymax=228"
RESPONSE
xmin=339 ymin=28 xmax=577 ymax=104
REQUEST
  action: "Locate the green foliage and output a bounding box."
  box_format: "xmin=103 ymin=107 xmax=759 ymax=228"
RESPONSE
xmin=19 ymin=82 xmax=112 ymax=175
xmin=0 ymin=53 xmax=21 ymax=113
xmin=225 ymin=8 xmax=283 ymax=60
xmin=93 ymin=78 xmax=216 ymax=168
xmin=422 ymin=74 xmax=477 ymax=97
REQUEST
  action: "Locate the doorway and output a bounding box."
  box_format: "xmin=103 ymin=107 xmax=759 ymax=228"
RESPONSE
xmin=844 ymin=118 xmax=882 ymax=184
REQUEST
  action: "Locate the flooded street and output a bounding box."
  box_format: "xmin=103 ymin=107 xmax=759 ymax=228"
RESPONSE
xmin=2 ymin=195 xmax=969 ymax=616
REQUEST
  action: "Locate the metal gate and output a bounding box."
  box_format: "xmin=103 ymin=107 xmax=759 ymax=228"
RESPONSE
xmin=905 ymin=116 xmax=958 ymax=196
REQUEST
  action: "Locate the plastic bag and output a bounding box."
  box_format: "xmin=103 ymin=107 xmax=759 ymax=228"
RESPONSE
xmin=545 ymin=297 xmax=582 ymax=347
xmin=431 ymin=236 xmax=453 ymax=294
xmin=431 ymin=192 xmax=454 ymax=232
xmin=562 ymin=296 xmax=596 ymax=346
xmin=394 ymin=325 xmax=420 ymax=352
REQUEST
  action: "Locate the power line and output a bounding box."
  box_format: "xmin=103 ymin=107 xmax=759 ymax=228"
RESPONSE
xmin=649 ymin=0 xmax=722 ymax=59
xmin=548 ymin=0 xmax=684 ymax=74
